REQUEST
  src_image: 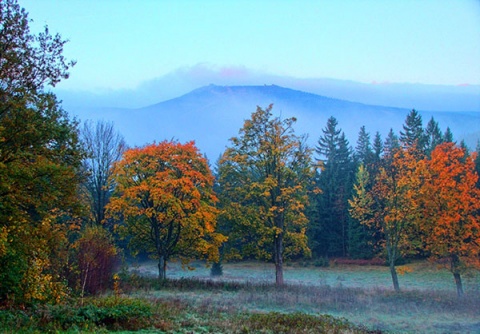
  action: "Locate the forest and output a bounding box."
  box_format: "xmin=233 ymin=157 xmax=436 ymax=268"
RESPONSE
xmin=0 ymin=0 xmax=479 ymax=332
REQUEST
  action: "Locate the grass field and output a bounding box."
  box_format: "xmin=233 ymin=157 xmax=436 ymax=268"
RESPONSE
xmin=126 ymin=260 xmax=480 ymax=333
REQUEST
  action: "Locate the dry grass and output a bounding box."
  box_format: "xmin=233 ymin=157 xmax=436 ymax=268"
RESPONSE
xmin=124 ymin=260 xmax=480 ymax=333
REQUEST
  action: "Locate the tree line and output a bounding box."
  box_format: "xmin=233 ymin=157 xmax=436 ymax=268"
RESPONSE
xmin=1 ymin=0 xmax=478 ymax=307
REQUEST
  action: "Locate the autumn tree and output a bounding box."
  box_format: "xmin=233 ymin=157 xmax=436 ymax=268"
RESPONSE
xmin=73 ymin=225 xmax=118 ymax=297
xmin=217 ymin=105 xmax=313 ymax=286
xmin=348 ymin=164 xmax=378 ymax=259
xmin=417 ymin=143 xmax=480 ymax=297
xmin=346 ymin=126 xmax=378 ymax=258
xmin=0 ymin=0 xmax=82 ymax=304
xmin=81 ymin=120 xmax=126 ymax=226
xmin=351 ymin=147 xmax=420 ymax=291
xmin=107 ymin=141 xmax=225 ymax=280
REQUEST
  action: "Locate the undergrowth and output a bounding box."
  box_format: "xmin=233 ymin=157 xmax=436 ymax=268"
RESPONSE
xmin=2 ymin=273 xmax=479 ymax=333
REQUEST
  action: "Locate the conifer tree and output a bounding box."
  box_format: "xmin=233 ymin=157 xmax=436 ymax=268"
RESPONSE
xmin=310 ymin=117 xmax=354 ymax=257
xmin=444 ymin=127 xmax=454 ymax=143
xmin=399 ymin=109 xmax=426 ymax=153
xmin=424 ymin=117 xmax=443 ymax=156
xmin=355 ymin=126 xmax=373 ymax=165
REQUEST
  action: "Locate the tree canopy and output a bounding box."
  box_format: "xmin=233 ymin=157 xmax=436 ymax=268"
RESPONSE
xmin=0 ymin=0 xmax=82 ymax=305
xmin=107 ymin=141 xmax=225 ymax=280
xmin=217 ymin=104 xmax=314 ymax=285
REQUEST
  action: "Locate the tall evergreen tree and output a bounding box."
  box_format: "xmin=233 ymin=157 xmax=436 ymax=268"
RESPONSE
xmin=384 ymin=129 xmax=400 ymax=163
xmin=372 ymin=131 xmax=383 ymax=162
xmin=399 ymin=109 xmax=425 ymax=153
xmin=355 ymin=126 xmax=373 ymax=165
xmin=444 ymin=127 xmax=454 ymax=143
xmin=424 ymin=117 xmax=443 ymax=156
xmin=310 ymin=117 xmax=355 ymax=257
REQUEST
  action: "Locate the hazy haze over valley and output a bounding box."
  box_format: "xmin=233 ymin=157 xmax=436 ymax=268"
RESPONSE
xmin=60 ymin=76 xmax=480 ymax=160
xmin=22 ymin=0 xmax=479 ymax=157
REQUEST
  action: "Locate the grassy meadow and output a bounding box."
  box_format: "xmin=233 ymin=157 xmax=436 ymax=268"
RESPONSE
xmin=1 ymin=260 xmax=479 ymax=333
xmin=124 ymin=260 xmax=480 ymax=333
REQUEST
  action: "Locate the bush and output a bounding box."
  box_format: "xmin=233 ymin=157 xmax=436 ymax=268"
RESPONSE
xmin=210 ymin=261 xmax=223 ymax=276
xmin=314 ymin=257 xmax=330 ymax=267
xmin=0 ymin=296 xmax=154 ymax=332
xmin=71 ymin=226 xmax=119 ymax=296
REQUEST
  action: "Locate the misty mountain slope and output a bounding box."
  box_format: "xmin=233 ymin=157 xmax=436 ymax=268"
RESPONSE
xmin=73 ymin=85 xmax=480 ymax=159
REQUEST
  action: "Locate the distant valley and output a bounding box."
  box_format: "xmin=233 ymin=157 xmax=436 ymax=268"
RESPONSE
xmin=68 ymin=84 xmax=480 ymax=160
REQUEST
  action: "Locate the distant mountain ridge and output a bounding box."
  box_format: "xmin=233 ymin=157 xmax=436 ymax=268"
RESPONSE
xmin=73 ymin=84 xmax=480 ymax=159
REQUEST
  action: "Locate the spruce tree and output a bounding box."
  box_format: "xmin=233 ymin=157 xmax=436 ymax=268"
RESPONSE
xmin=355 ymin=126 xmax=373 ymax=165
xmin=399 ymin=109 xmax=426 ymax=153
xmin=425 ymin=117 xmax=443 ymax=156
xmin=444 ymin=127 xmax=454 ymax=143
xmin=310 ymin=117 xmax=354 ymax=257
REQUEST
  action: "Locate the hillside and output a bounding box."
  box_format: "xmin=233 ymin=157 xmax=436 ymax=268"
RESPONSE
xmin=73 ymin=84 xmax=480 ymax=159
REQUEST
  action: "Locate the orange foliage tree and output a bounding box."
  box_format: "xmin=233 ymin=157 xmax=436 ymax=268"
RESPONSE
xmin=416 ymin=142 xmax=480 ymax=297
xmin=107 ymin=141 xmax=225 ymax=280
xmin=351 ymin=147 xmax=421 ymax=291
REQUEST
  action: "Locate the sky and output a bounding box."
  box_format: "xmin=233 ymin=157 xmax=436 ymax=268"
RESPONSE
xmin=21 ymin=0 xmax=480 ymax=92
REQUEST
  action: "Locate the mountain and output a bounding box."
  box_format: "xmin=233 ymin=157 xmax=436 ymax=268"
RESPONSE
xmin=71 ymin=84 xmax=480 ymax=160
xmin=57 ymin=65 xmax=480 ymax=112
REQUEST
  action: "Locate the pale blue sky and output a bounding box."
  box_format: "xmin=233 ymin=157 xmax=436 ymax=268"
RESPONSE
xmin=22 ymin=0 xmax=480 ymax=91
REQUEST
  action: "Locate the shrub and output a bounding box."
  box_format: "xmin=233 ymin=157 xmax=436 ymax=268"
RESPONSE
xmin=314 ymin=257 xmax=330 ymax=267
xmin=210 ymin=261 xmax=223 ymax=276
xmin=72 ymin=226 xmax=119 ymax=296
xmin=244 ymin=312 xmax=372 ymax=333
xmin=34 ymin=296 xmax=153 ymax=331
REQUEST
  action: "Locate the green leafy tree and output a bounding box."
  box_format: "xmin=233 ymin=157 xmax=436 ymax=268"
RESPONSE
xmin=217 ymin=104 xmax=313 ymax=286
xmin=0 ymin=0 xmax=82 ymax=305
xmin=107 ymin=141 xmax=225 ymax=280
xmin=348 ymin=164 xmax=377 ymax=259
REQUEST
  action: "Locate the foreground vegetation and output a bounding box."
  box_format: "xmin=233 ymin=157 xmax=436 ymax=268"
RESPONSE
xmin=2 ymin=261 xmax=479 ymax=333
xmin=0 ymin=292 xmax=374 ymax=333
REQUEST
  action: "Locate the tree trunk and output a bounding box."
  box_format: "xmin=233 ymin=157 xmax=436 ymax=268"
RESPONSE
xmin=274 ymin=234 xmax=284 ymax=286
xmin=158 ymin=256 xmax=167 ymax=281
xmin=453 ymin=272 xmax=464 ymax=297
xmin=389 ymin=261 xmax=400 ymax=292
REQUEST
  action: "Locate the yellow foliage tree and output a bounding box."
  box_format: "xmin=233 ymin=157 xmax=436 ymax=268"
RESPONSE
xmin=217 ymin=105 xmax=314 ymax=286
